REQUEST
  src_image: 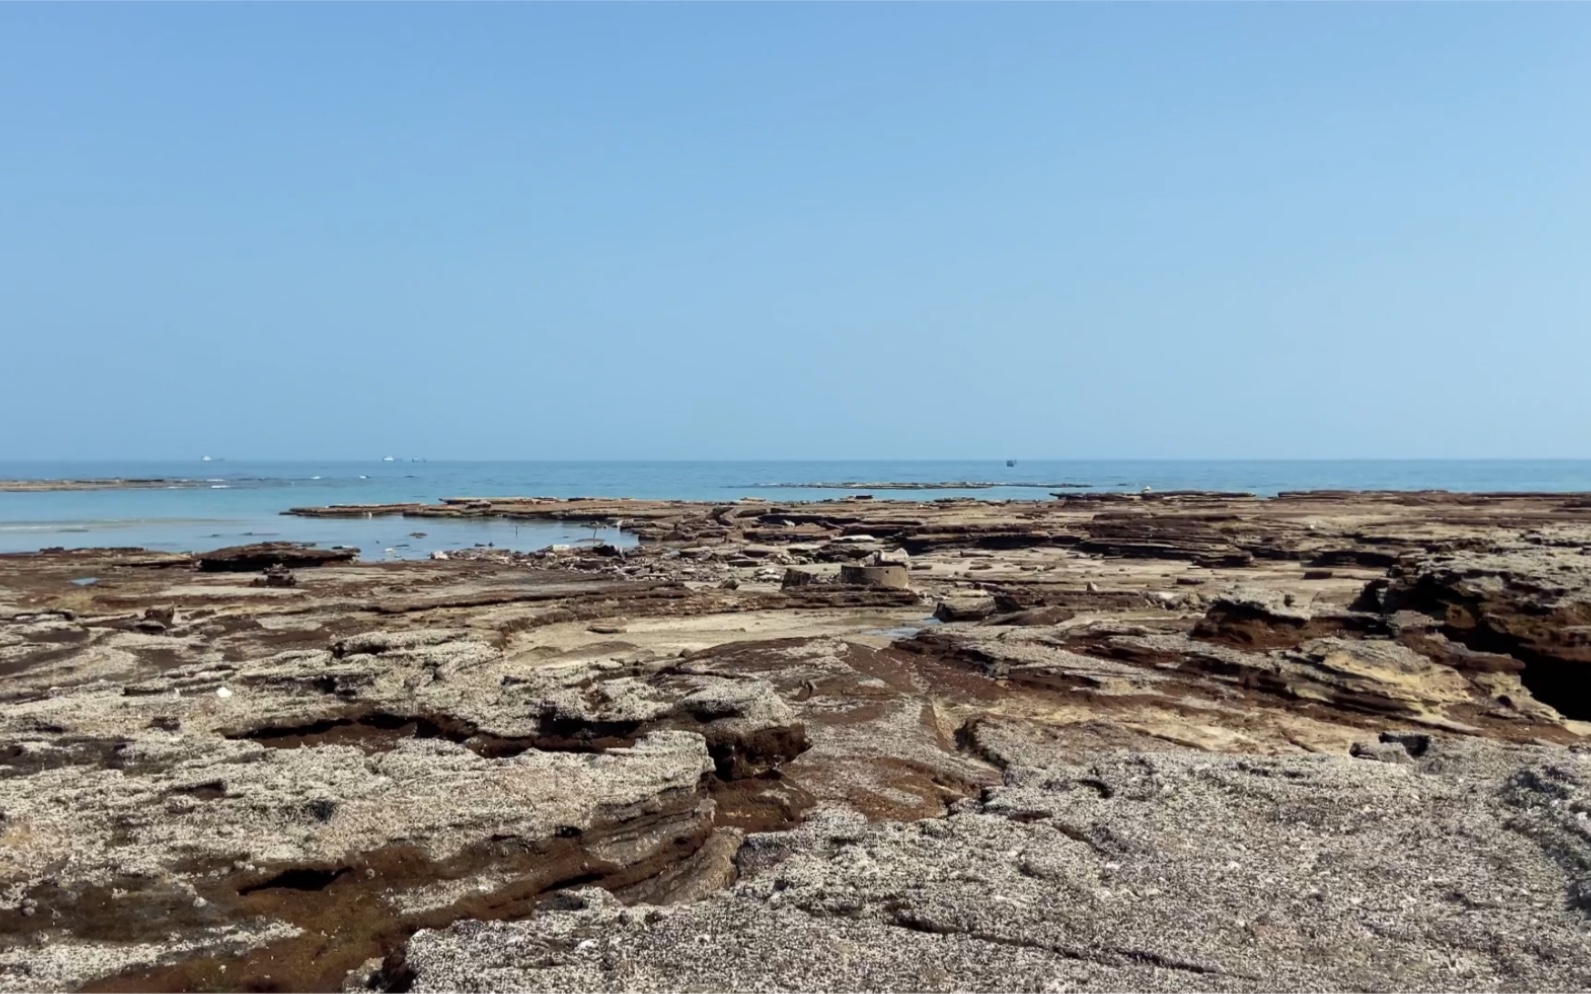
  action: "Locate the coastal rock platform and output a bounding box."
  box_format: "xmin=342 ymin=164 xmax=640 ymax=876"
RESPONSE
xmin=3 ymin=490 xmax=1591 ymax=990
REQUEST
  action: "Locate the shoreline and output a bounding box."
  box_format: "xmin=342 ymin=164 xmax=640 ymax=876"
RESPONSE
xmin=4 ymin=487 xmax=1590 ymax=558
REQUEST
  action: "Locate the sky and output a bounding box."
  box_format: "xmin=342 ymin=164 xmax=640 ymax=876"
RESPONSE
xmin=2 ymin=5 xmax=1588 ymax=461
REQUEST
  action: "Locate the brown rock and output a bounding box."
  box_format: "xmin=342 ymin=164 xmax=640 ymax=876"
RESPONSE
xmin=934 ymin=593 xmax=997 ymax=622
xmin=781 ymin=568 xmax=819 ymax=589
xmin=1382 ymin=550 xmax=1591 ymax=719
xmin=195 ymin=542 xmax=356 ymax=573
xmin=836 ymin=564 xmax=911 ymax=590
xmin=254 ymin=565 xmax=297 ymax=588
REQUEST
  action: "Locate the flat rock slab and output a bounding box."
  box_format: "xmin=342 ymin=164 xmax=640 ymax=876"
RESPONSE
xmin=406 ymin=739 xmax=1591 ymax=992
xmin=195 ymin=542 xmax=357 ymax=572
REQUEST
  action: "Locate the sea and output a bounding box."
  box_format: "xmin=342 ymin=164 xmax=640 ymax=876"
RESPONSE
xmin=3 ymin=459 xmax=1590 ymax=561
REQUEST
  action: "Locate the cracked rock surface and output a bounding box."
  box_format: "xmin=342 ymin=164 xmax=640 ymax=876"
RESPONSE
xmin=406 ymin=739 xmax=1591 ymax=992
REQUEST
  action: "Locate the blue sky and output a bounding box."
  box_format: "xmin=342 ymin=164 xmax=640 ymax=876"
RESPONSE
xmin=2 ymin=5 xmax=1587 ymax=460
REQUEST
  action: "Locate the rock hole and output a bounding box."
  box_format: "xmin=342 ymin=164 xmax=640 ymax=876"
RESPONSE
xmin=1516 ymin=657 xmax=1591 ymax=722
xmin=238 ymin=866 xmax=349 ymax=895
xmin=1378 ymin=731 xmax=1431 ymax=758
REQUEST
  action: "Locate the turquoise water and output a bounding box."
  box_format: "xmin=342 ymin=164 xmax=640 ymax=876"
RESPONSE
xmin=3 ymin=460 xmax=1590 ymax=558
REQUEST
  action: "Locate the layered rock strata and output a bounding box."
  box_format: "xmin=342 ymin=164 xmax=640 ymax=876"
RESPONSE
xmin=3 ymin=490 xmax=1591 ymax=990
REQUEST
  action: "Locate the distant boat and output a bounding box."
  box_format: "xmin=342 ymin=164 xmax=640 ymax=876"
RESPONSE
xmin=1006 ymin=460 xmax=1016 ymax=467
xmin=201 ymin=455 xmax=213 ymax=462
xmin=382 ymin=456 xmax=396 ymax=462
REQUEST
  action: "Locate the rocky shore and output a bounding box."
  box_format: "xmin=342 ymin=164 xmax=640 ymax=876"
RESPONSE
xmin=3 ymin=490 xmax=1590 ymax=991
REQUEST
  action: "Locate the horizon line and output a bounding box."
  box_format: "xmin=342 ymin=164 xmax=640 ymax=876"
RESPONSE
xmin=5 ymin=457 xmax=1591 ymax=465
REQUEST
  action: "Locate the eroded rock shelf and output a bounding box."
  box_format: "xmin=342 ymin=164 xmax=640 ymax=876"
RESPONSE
xmin=3 ymin=491 xmax=1590 ymax=991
